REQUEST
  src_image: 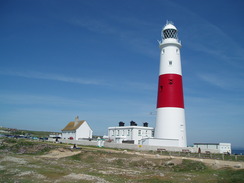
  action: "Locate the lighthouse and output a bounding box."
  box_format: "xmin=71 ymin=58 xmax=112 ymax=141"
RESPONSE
xmin=154 ymin=21 xmax=187 ymax=147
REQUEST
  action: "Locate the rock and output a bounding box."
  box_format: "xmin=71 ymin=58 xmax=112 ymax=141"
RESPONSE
xmin=165 ymin=161 xmax=174 ymax=166
xmin=234 ymin=164 xmax=241 ymax=168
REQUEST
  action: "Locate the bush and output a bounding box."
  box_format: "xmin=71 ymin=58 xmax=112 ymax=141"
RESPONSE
xmin=217 ymin=168 xmax=244 ymax=183
xmin=173 ymin=159 xmax=207 ymax=172
xmin=4 ymin=138 xmax=17 ymax=144
xmin=8 ymin=141 xmax=52 ymax=155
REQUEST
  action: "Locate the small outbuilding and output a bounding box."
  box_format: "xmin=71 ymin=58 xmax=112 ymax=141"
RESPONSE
xmin=193 ymin=142 xmax=231 ymax=154
xmin=62 ymin=116 xmax=93 ymax=140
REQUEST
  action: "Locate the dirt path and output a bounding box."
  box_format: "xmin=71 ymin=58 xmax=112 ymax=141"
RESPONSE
xmin=40 ymin=148 xmax=81 ymax=159
xmin=79 ymin=146 xmax=244 ymax=169
xmin=39 ymin=146 xmax=243 ymax=169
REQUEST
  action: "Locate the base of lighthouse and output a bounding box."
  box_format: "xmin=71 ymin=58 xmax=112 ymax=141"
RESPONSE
xmin=156 ymin=107 xmax=187 ymax=147
xmin=142 ymin=108 xmax=187 ymax=147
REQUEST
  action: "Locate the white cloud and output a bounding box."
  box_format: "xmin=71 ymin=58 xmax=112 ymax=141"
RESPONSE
xmin=0 ymin=69 xmax=157 ymax=93
xmin=70 ymin=17 xmax=117 ymax=35
xmin=185 ymin=22 xmax=244 ymax=65
xmin=0 ymin=70 xmax=106 ymax=86
xmin=0 ymin=92 xmax=156 ymax=133
xmin=197 ymin=72 xmax=244 ymax=91
xmin=0 ymin=93 xmax=85 ymax=107
xmin=67 ymin=16 xmax=158 ymax=58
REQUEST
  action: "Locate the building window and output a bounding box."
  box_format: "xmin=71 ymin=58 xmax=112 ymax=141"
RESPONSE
xmin=116 ymin=130 xmax=119 ymax=136
xmin=169 ymin=60 xmax=172 ymax=66
xmin=127 ymin=130 xmax=130 ymax=136
xmin=138 ymin=130 xmax=141 ymax=136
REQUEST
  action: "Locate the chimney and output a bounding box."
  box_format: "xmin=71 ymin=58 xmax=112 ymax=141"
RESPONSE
xmin=119 ymin=121 xmax=125 ymax=126
xmin=130 ymin=121 xmax=137 ymax=126
xmin=143 ymin=122 xmax=148 ymax=127
xmin=74 ymin=116 xmax=79 ymax=126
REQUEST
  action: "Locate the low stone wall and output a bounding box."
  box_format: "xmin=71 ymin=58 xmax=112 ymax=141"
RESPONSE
xmin=53 ymin=139 xmax=219 ymax=154
xmin=57 ymin=139 xmax=97 ymax=146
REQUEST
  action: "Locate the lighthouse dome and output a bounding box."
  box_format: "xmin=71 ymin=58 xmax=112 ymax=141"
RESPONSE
xmin=163 ymin=23 xmax=177 ymax=31
xmin=162 ymin=22 xmax=178 ymax=39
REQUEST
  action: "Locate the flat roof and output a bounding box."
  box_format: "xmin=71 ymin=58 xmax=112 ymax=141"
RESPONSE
xmin=108 ymin=126 xmax=154 ymax=130
xmin=194 ymin=143 xmax=219 ymax=145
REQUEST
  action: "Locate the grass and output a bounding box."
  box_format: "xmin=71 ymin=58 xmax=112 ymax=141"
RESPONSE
xmin=173 ymin=159 xmax=207 ymax=172
xmin=138 ymin=177 xmax=173 ymax=183
xmin=216 ymin=168 xmax=244 ymax=183
xmin=0 ymin=138 xmax=58 ymax=157
xmin=1 ymin=138 xmax=244 ymax=183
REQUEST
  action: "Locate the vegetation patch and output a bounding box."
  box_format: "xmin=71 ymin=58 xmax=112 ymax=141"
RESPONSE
xmin=138 ymin=177 xmax=172 ymax=183
xmin=216 ymin=168 xmax=244 ymax=183
xmin=2 ymin=138 xmax=17 ymax=144
xmin=173 ymin=159 xmax=207 ymax=172
xmin=1 ymin=139 xmax=244 ymax=183
xmin=68 ymin=152 xmax=82 ymax=161
xmin=1 ymin=139 xmax=53 ymax=155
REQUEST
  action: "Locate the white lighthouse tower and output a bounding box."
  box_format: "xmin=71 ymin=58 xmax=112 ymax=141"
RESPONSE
xmin=154 ymin=21 xmax=187 ymax=147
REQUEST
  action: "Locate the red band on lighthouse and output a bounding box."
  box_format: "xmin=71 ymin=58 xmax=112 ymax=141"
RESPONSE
xmin=157 ymin=74 xmax=184 ymax=108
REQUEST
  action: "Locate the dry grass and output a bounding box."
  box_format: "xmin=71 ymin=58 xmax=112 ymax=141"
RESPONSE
xmin=0 ymin=138 xmax=244 ymax=183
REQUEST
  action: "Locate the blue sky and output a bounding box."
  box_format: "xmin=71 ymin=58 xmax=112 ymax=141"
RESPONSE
xmin=1 ymin=0 xmax=244 ymax=148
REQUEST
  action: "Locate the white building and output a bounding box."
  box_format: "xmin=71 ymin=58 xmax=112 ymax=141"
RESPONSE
xmin=194 ymin=143 xmax=231 ymax=154
xmin=108 ymin=121 xmax=154 ymax=144
xmin=62 ymin=116 xmax=93 ymax=140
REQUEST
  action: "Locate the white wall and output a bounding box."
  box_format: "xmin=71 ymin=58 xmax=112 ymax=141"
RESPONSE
xmin=62 ymin=121 xmax=93 ymax=140
xmin=141 ymin=138 xmax=179 ymax=147
xmin=76 ymin=121 xmax=93 ymax=140
xmin=62 ymin=131 xmax=76 ymax=140
xmin=194 ymin=144 xmax=219 ymax=150
xmin=219 ymin=143 xmax=231 ymax=154
xmin=193 ymin=143 xmax=232 ymax=154
xmin=108 ymin=126 xmax=154 ymax=144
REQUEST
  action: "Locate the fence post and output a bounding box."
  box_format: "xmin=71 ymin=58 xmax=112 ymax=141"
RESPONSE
xmin=222 ymin=153 xmax=224 ymax=160
xmin=235 ymin=155 xmax=237 ymax=161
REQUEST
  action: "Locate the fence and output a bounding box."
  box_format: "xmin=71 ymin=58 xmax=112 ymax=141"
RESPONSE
xmin=155 ymin=149 xmax=244 ymax=162
xmin=55 ymin=139 xmax=244 ymax=162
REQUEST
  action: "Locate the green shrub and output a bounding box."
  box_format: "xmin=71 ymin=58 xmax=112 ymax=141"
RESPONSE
xmin=173 ymin=159 xmax=207 ymax=172
xmin=217 ymin=168 xmax=244 ymax=183
xmin=115 ymin=159 xmax=124 ymax=166
xmin=4 ymin=138 xmax=17 ymax=144
xmin=8 ymin=141 xmax=52 ymax=155
xmin=0 ymin=144 xmax=8 ymax=150
xmin=68 ymin=153 xmax=82 ymax=161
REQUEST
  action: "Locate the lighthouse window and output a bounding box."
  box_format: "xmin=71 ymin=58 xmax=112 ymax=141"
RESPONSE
xmin=176 ymin=49 xmax=179 ymax=54
xmin=160 ymin=85 xmax=163 ymax=92
xmin=162 ymin=49 xmax=165 ymax=54
xmin=169 ymin=61 xmax=172 ymax=65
